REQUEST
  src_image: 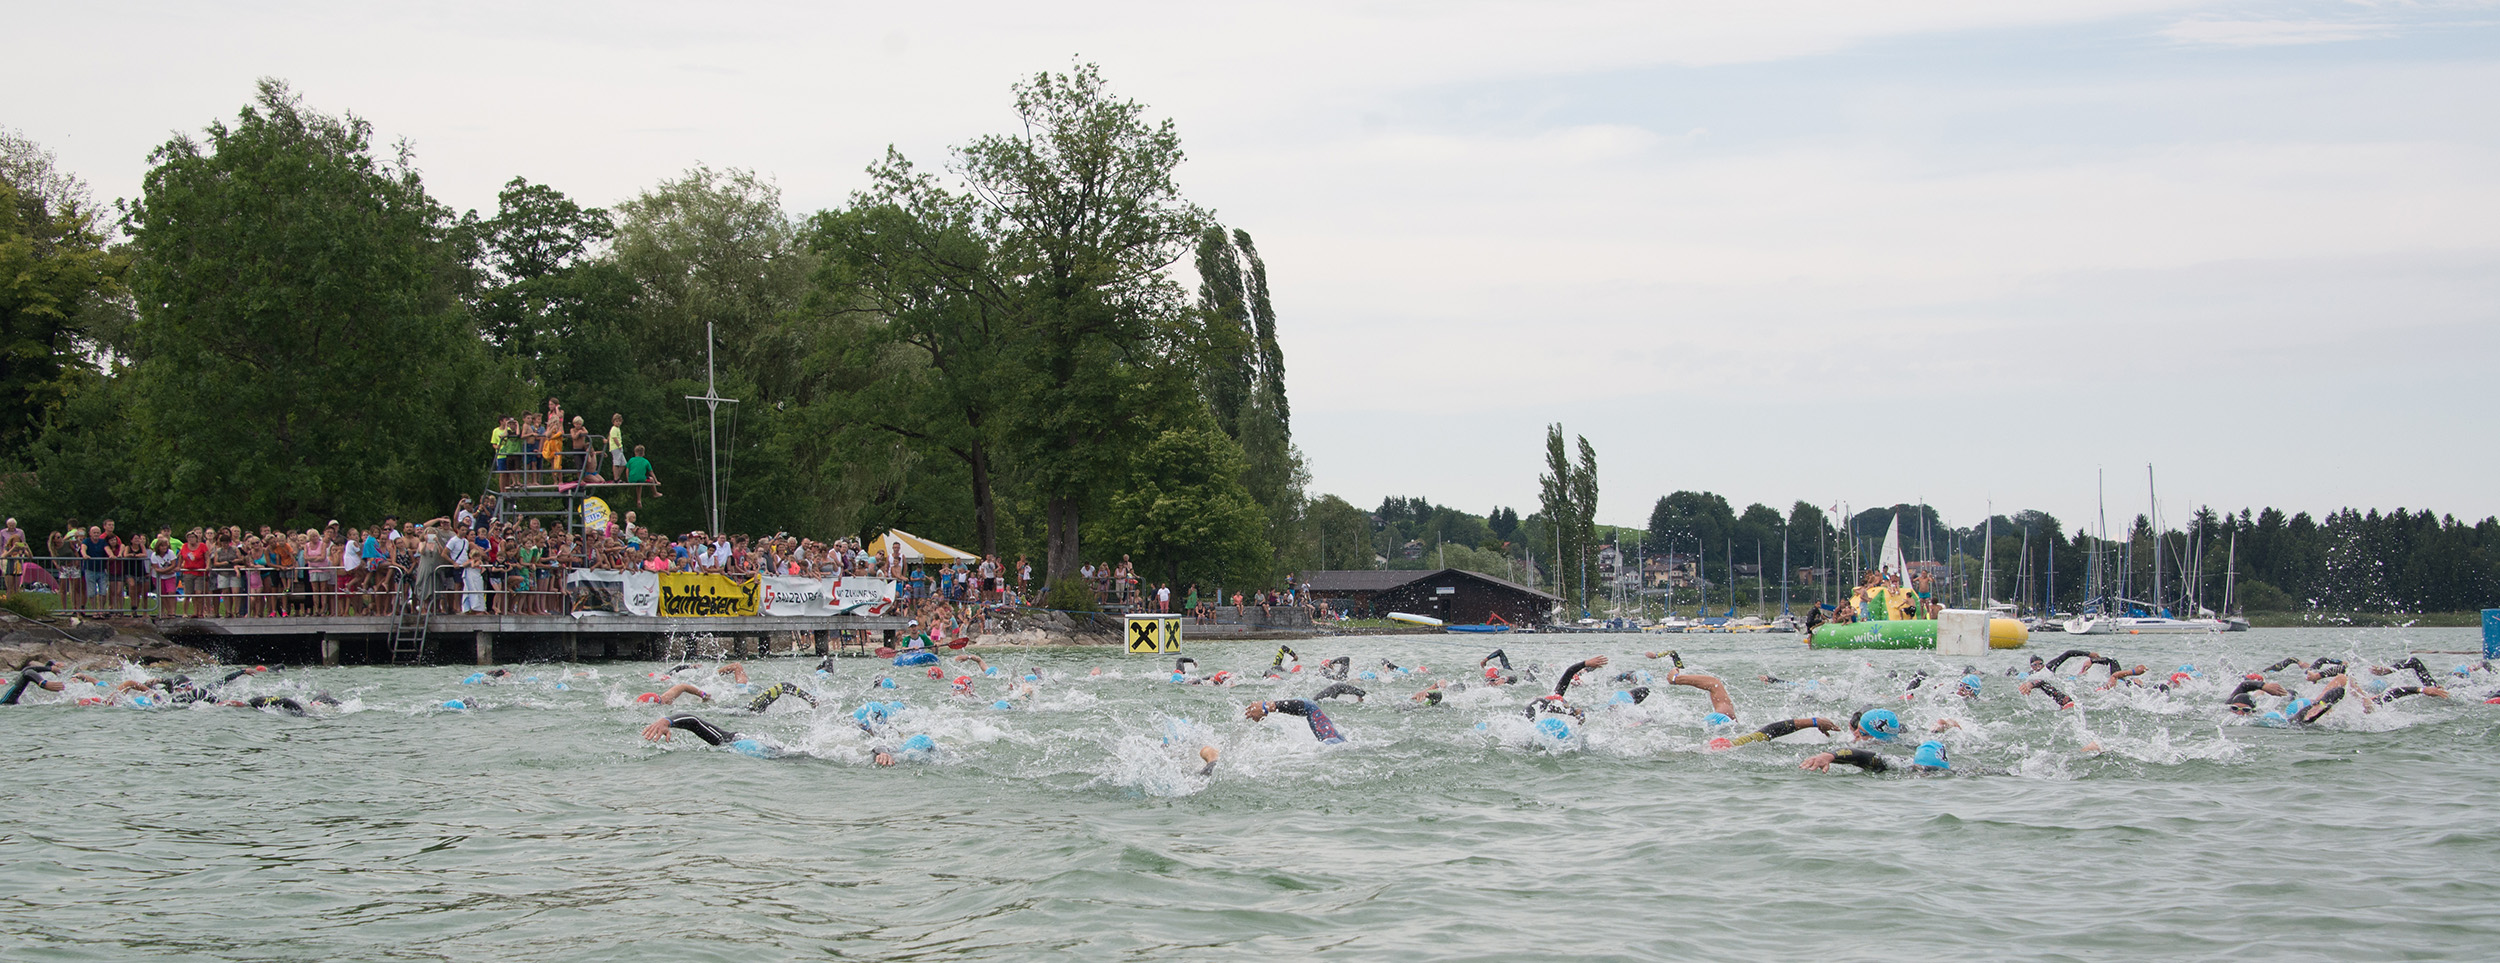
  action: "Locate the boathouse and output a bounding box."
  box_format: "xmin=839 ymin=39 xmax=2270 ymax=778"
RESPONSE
xmin=1299 ymin=568 xmax=1561 ymax=626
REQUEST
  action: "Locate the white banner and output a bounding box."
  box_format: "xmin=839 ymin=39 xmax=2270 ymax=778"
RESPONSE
xmin=568 ymin=569 xmax=659 ymax=616
xmin=572 ymin=570 xmax=890 ymax=618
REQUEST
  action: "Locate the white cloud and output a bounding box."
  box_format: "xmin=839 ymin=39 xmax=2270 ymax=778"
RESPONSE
xmin=2160 ymin=17 xmax=2398 ymax=45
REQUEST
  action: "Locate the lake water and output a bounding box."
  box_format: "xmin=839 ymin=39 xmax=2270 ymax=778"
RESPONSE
xmin=3 ymin=627 xmax=2496 ymax=961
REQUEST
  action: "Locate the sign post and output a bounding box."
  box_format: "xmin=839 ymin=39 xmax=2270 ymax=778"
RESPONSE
xmin=1126 ymin=613 xmax=1181 ymax=655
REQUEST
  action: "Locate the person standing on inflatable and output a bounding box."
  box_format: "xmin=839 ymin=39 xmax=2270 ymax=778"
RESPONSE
xmin=1244 ymin=699 xmax=1345 ymax=744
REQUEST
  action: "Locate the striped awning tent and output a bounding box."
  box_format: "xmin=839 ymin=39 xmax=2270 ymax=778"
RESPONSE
xmin=870 ymin=529 xmax=979 ymax=564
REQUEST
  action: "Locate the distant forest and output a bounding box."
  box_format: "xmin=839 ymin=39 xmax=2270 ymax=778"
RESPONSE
xmin=1365 ymin=492 xmax=2499 ymax=615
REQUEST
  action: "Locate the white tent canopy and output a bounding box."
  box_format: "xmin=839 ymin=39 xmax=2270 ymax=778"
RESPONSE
xmin=871 ymin=529 xmax=978 ymax=564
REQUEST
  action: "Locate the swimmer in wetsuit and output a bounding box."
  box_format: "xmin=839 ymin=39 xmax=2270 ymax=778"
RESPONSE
xmin=2047 ymin=649 xmax=2123 ymax=677
xmin=2224 ymin=678 xmax=2290 ymax=714
xmin=2007 ymin=655 xmax=2047 ymax=677
xmin=228 ymin=695 xmax=308 ymax=717
xmin=1721 ymin=716 xmax=1844 ymax=748
xmin=1412 ymin=682 xmax=1451 ymax=706
xmin=2372 ymin=657 xmax=2438 ymax=686
xmin=1312 ymin=682 xmax=1367 ymax=702
xmin=1244 ymin=699 xmax=1346 ymax=743
xmin=743 ymin=682 xmax=820 ymax=713
xmin=1522 ymin=656 xmax=1609 ymax=721
xmin=1268 ymin=646 xmax=1299 ymax=677
xmin=1319 ymin=656 xmax=1351 ymax=681
xmin=2 ymin=660 xmax=74 ymax=704
xmin=640 ymin=713 xmax=790 ymax=756
xmin=2016 ymin=677 xmax=2076 ymax=709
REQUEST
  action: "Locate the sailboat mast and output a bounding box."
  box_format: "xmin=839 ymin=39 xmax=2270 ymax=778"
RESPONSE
xmin=2148 ymin=464 xmax=2162 ymax=618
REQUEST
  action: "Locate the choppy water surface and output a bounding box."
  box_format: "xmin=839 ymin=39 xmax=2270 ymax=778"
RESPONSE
xmin=4 ymin=628 xmax=2498 ymax=961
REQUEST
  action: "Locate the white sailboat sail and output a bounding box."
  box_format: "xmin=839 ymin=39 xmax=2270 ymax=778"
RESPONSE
xmin=1879 ymin=516 xmax=1910 ymax=586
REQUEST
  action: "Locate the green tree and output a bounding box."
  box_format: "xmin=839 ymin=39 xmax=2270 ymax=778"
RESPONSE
xmin=807 ymin=153 xmax=1017 ymax=555
xmin=1096 ymin=422 xmax=1269 ymax=589
xmin=953 ymin=63 xmax=1211 ymax=587
xmin=119 ymin=80 xmax=498 ymax=525
xmin=468 ymin=176 xmax=638 ymax=413
xmin=0 ymin=129 xmax=128 ymax=466
xmin=1538 ymin=424 xmax=1598 ymax=614
xmin=1306 ymin=494 xmax=1374 ymax=570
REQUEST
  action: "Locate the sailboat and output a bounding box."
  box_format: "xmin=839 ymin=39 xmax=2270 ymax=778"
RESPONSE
xmin=2063 ymin=467 xmax=2222 ymax=635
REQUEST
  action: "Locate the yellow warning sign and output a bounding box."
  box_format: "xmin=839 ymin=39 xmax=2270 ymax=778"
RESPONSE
xmin=1125 ymin=614 xmax=1180 ymax=654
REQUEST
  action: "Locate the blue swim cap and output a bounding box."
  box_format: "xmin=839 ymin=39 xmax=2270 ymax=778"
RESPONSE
xmin=2458 ymin=665 xmax=2478 ymax=677
xmin=985 ymin=667 xmax=998 ymax=676
xmin=2287 ymin=698 xmax=2314 ymax=716
xmin=2177 ymin=664 xmax=2195 ymax=673
xmin=2366 ymin=678 xmax=2391 ymax=694
xmin=1359 ymin=671 xmax=1379 ymax=680
xmin=1536 ymin=716 xmax=1572 ymax=740
xmin=1025 ymin=673 xmax=1040 ymax=681
xmin=900 ymin=734 xmax=936 ymax=754
xmin=1912 ymin=740 xmax=1950 ymax=770
xmin=1858 ymin=709 xmax=1902 ymax=740
xmin=2259 ymin=709 xmax=2289 ymax=727
xmin=1171 ymin=672 xmax=1187 ymax=682
xmin=729 ymin=738 xmax=774 ymax=758
xmin=556 ymin=683 xmax=570 ymax=691
xmin=523 ymin=676 xmax=539 ymax=683
xmin=132 ymin=695 xmax=154 ymax=707
xmin=877 ymin=677 xmax=896 ymax=688
xmin=1703 ymin=712 xmax=1733 ymax=726
xmin=443 ymin=699 xmax=467 ymax=710
xmin=1960 ymin=674 xmax=1983 ymax=693
xmin=1610 ymin=691 xmax=1634 ymax=705
xmin=1638 ymin=671 xmax=1656 ymax=685
xmin=462 ymin=673 xmax=485 ymax=684
xmin=992 ymin=700 xmax=1015 ymax=710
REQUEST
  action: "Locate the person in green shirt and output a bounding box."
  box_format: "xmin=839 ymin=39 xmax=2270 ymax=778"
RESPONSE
xmin=626 ymin=445 xmax=660 ymax=507
xmin=492 ymin=416 xmax=522 ymax=490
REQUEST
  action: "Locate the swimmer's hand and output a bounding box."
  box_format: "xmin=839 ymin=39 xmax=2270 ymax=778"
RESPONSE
xmin=1800 ymin=753 xmax=1838 ymax=772
xmin=1583 ymin=656 xmax=1609 ymax=669
xmin=1931 ymin=719 xmax=1962 ymax=732
xmin=640 ymin=718 xmax=672 ymax=741
xmin=874 ymin=751 xmax=896 ymax=766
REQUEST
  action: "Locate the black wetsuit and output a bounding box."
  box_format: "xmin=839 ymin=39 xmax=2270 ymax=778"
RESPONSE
xmin=1262 ymin=699 xmax=1343 ymax=742
xmin=1313 ymin=682 xmax=1366 ymax=701
xmin=2024 ymin=679 xmax=2076 ymax=709
xmin=1824 ymin=748 xmax=1890 ymax=772
xmin=2375 ymin=686 xmax=2440 ymax=705
xmin=2047 ymin=650 xmax=2121 ymax=676
xmin=744 ymin=682 xmax=818 ymax=713
xmin=1320 ymin=657 xmax=1350 ymax=680
xmin=2262 ymin=658 xmax=2306 ymax=673
xmin=2387 ymin=657 xmax=2435 ymax=686
xmin=1522 ymin=659 xmax=1602 ymax=720
xmin=1 ymin=666 xmax=58 ymax=705
xmin=1270 ymin=646 xmax=1298 ymax=671
xmin=1731 ymin=717 xmax=1832 ymax=746
xmin=2225 ymin=678 xmax=2275 ymax=714
xmin=666 ymin=713 xmax=739 ymax=746
xmin=1624 ymin=686 xmax=1650 ymax=705
xmin=244 ymin=695 xmax=307 ymax=717
xmin=1482 ymin=649 xmax=1512 ymax=671
xmin=2295 ymin=686 xmax=2347 ymax=724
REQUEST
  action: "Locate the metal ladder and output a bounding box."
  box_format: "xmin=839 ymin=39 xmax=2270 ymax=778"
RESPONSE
xmin=389 ymin=590 xmax=433 ymax=664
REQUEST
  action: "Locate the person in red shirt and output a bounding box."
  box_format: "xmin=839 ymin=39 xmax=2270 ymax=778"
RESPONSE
xmin=179 ymin=535 xmax=212 ymax=617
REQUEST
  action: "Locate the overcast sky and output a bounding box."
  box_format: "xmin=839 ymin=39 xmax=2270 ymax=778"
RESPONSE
xmin=11 ymin=1 xmax=2497 ymax=532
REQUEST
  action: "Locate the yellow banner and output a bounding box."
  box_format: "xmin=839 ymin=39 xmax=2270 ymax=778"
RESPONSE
xmin=656 ymin=573 xmax=759 ymax=617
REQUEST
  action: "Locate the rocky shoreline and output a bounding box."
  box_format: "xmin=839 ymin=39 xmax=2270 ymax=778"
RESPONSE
xmin=0 ymin=614 xmax=218 ymax=670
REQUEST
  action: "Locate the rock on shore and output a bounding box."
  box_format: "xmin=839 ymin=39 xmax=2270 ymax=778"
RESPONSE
xmin=0 ymin=615 xmax=216 ymax=670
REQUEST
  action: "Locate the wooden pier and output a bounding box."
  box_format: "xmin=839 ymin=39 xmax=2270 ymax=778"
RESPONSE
xmin=167 ymin=614 xmax=913 ymax=666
